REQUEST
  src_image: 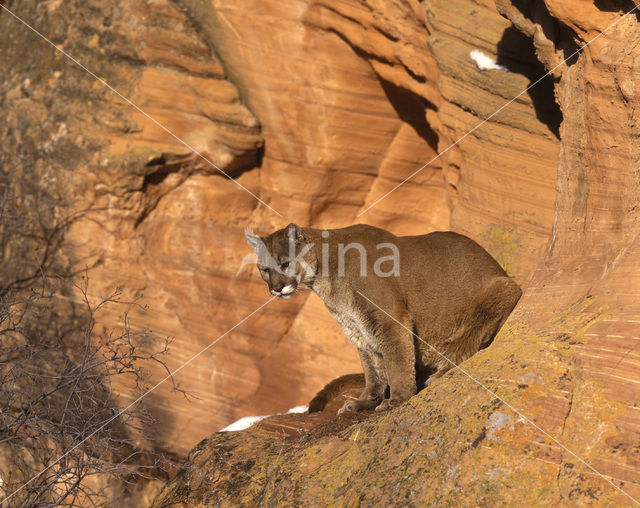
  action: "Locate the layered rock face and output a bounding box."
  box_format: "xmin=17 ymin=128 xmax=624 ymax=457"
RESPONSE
xmin=495 ymin=0 xmax=640 ymax=496
xmin=153 ymin=0 xmax=640 ymax=505
xmin=17 ymin=0 xmax=640 ymax=502
xmin=303 ymin=0 xmax=559 ymax=280
xmin=1 ymin=0 xmax=561 ymax=471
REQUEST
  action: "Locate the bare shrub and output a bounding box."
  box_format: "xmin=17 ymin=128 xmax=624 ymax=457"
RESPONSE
xmin=0 ymin=158 xmax=178 ymax=506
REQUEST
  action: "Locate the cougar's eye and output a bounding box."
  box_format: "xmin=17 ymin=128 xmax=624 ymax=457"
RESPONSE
xmin=281 ymin=261 xmax=290 ymax=270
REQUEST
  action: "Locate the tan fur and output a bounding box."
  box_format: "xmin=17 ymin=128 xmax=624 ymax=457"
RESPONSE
xmin=246 ymin=223 xmax=522 ymax=413
xmin=308 ymin=374 xmax=365 ymax=413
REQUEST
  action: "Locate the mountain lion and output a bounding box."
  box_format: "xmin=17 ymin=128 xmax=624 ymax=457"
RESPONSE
xmin=245 ymin=223 xmax=521 ymax=413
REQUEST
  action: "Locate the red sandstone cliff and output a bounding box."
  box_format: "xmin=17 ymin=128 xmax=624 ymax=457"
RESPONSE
xmin=1 ymin=0 xmax=639 ymax=504
xmin=0 ymin=0 xmax=558 ymax=459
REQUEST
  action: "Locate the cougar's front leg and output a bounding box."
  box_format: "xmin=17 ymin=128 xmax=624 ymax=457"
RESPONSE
xmin=375 ymin=317 xmax=416 ymax=411
xmin=337 ymin=349 xmax=385 ymax=414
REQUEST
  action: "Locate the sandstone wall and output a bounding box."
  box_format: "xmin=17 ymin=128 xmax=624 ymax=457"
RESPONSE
xmin=154 ymin=0 xmax=640 ymax=505
xmin=1 ymin=0 xmax=559 ymax=468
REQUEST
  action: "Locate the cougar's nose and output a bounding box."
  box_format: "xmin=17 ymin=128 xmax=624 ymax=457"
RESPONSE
xmin=272 ymin=283 xmax=284 ymax=292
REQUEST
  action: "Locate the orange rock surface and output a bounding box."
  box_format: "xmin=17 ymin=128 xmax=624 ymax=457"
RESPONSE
xmin=153 ymin=0 xmax=640 ymax=504
xmin=0 ymin=0 xmax=559 ymax=460
xmin=7 ymin=0 xmax=639 ymax=502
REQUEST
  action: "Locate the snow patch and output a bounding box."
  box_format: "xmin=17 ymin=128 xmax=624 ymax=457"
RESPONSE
xmin=469 ymin=49 xmax=507 ymax=71
xmin=286 ymin=405 xmax=308 ymax=414
xmin=218 ymin=415 xmax=267 ymax=432
xmin=219 ymin=405 xmax=309 ymax=432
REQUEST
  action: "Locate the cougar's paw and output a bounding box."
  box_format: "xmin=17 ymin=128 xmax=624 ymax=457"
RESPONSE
xmin=374 ymin=398 xmax=402 ymax=412
xmin=337 ymin=398 xmax=379 ymax=414
xmin=337 ymin=399 xmax=357 ymax=414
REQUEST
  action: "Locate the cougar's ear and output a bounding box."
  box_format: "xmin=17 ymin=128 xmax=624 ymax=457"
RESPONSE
xmin=245 ymin=228 xmax=263 ymax=253
xmin=286 ymin=223 xmax=306 ymax=244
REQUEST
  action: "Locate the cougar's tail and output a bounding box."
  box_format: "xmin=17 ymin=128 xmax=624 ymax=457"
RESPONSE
xmin=308 ymin=373 xmax=365 ymax=413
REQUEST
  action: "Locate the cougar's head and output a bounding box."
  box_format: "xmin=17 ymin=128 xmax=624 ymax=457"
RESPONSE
xmin=245 ymin=223 xmax=314 ymax=299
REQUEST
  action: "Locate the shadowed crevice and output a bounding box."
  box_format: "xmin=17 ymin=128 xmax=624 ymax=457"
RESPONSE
xmin=505 ymin=0 xmax=581 ymax=65
xmin=137 ymin=147 xmax=263 ymax=227
xmin=378 ymin=79 xmax=439 ymax=152
xmin=594 ymin=0 xmax=640 ymax=20
xmin=497 ymin=26 xmax=563 ymax=139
